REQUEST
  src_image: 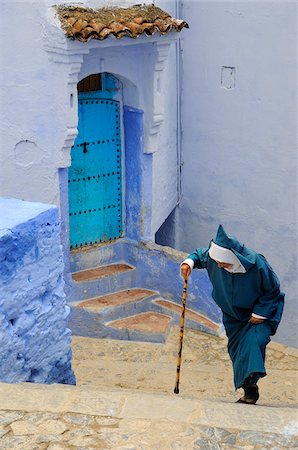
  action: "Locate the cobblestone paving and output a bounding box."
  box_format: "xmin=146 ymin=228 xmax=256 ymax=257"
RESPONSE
xmin=0 ymin=327 xmax=297 ymax=449
xmin=0 ymin=410 xmax=297 ymax=449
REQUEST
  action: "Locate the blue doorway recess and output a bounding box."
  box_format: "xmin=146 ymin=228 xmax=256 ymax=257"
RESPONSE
xmin=68 ymin=75 xmax=123 ymax=249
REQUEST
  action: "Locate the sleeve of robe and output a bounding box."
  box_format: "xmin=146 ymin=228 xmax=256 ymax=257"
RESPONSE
xmin=187 ymin=247 xmax=209 ymax=270
xmin=253 ymin=260 xmax=283 ymax=320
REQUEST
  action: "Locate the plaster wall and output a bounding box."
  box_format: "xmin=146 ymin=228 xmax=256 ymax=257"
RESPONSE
xmin=0 ymin=197 xmax=75 ymax=384
xmin=0 ymin=1 xmax=71 ymax=205
xmin=151 ymin=41 xmax=180 ymax=234
xmin=0 ymin=0 xmax=180 ymax=241
xmin=178 ymin=1 xmax=297 ymax=346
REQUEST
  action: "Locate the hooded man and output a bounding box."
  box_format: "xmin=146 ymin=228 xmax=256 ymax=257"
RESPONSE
xmin=180 ymin=225 xmax=284 ymax=404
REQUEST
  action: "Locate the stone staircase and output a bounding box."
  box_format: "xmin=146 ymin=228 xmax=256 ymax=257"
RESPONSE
xmin=1 ymin=240 xmax=297 ymax=448
xmin=68 ymin=259 xmax=220 ymax=343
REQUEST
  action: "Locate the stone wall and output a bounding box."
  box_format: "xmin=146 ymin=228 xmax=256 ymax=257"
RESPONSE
xmin=0 ymin=198 xmax=75 ymax=384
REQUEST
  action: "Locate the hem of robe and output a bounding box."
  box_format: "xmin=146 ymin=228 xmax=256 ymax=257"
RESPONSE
xmin=223 ymin=314 xmax=271 ymax=390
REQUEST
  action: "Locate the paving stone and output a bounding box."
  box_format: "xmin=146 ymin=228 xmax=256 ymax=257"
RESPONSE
xmin=193 ymin=437 xmax=221 ymax=449
xmin=10 ymin=418 xmax=68 ymax=436
xmin=61 ymin=426 xmax=95 ymax=441
xmin=221 ymin=445 xmax=254 ymax=450
xmin=62 ymin=412 xmax=95 ymax=426
xmin=113 ymin=447 xmax=145 ymax=450
xmin=0 ymin=435 xmax=45 ymax=450
xmin=201 ymin=426 xmax=237 ymax=444
xmin=47 ymin=444 xmax=71 ymax=450
xmin=97 ymin=428 xmax=123 ymax=446
xmin=237 ymin=430 xmax=292 ymax=446
xmin=25 ymin=412 xmax=60 ymax=421
xmin=171 ymin=441 xmax=187 ymax=450
xmin=0 ymin=411 xmax=23 ymax=425
xmin=67 ymin=434 xmax=107 ymax=447
xmin=95 ymin=416 xmax=120 ymax=427
xmin=0 ymin=425 xmax=10 ymax=438
xmin=267 ymin=447 xmax=286 ymax=450
xmin=36 ymin=434 xmax=64 ymax=444
xmin=214 ymin=429 xmax=237 ymax=444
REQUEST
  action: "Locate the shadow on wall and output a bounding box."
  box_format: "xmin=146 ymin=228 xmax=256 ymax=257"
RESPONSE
xmin=155 ymin=207 xmax=177 ymax=248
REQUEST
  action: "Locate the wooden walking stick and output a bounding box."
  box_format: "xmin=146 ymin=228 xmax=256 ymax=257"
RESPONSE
xmin=174 ymin=278 xmax=188 ymax=394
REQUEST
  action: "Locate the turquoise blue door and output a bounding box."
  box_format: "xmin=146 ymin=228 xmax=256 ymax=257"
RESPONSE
xmin=68 ymin=92 xmax=122 ymax=249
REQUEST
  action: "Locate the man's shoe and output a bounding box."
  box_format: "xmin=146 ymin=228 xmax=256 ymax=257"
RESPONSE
xmin=236 ymin=385 xmax=259 ymax=404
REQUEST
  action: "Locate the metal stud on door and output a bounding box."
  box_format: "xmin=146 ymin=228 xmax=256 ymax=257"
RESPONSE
xmin=68 ymin=96 xmax=122 ymax=249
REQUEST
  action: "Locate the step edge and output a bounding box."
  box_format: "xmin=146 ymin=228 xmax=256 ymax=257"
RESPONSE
xmin=73 ymin=289 xmax=159 ymax=306
xmin=106 ymin=311 xmax=173 ymax=327
xmin=0 ymin=383 xmax=296 ymax=436
xmin=153 ymin=298 xmax=220 ymax=329
xmin=69 ymin=291 xmax=160 ymax=314
xmin=72 ymin=262 xmax=136 ymax=281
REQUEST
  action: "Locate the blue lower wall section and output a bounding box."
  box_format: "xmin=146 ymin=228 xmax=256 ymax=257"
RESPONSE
xmin=69 ymin=238 xmax=222 ymax=325
xmin=0 ymin=197 xmax=75 ymax=385
xmin=126 ymin=241 xmax=221 ymax=323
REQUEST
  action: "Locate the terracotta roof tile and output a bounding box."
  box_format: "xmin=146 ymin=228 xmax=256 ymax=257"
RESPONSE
xmin=56 ymin=4 xmax=189 ymax=42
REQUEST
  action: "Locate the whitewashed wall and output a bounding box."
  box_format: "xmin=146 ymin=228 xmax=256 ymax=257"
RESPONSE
xmin=0 ymin=1 xmax=71 ymax=205
xmin=0 ymin=0 xmax=180 ymax=240
xmin=178 ymin=1 xmax=297 ymax=346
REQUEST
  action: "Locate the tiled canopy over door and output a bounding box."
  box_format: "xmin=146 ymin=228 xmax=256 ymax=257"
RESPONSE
xmin=68 ymin=73 xmax=123 ymax=249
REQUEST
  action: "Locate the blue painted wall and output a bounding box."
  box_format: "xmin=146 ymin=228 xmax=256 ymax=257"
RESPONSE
xmin=69 ymin=239 xmax=222 ymax=328
xmin=123 ymin=106 xmax=143 ymax=241
xmin=0 ymin=198 xmax=75 ymax=384
xmin=1 ymin=0 xmax=295 ymax=347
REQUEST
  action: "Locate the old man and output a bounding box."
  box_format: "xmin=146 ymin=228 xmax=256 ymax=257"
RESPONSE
xmin=180 ymin=225 xmax=284 ymax=404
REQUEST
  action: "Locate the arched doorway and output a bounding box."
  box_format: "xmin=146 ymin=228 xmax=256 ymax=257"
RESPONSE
xmin=68 ymin=73 xmax=123 ymax=249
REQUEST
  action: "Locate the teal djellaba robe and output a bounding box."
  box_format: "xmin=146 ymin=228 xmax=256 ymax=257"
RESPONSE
xmin=187 ymin=225 xmax=284 ymax=389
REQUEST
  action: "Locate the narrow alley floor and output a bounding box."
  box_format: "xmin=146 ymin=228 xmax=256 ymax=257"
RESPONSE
xmin=72 ymin=326 xmax=297 ymax=407
xmin=0 ymin=327 xmax=297 ymax=449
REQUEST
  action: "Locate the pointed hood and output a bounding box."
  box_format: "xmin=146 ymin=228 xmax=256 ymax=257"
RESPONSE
xmin=212 ymin=225 xmax=256 ymax=271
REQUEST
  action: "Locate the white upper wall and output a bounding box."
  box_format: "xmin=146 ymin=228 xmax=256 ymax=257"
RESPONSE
xmin=179 ymin=1 xmax=297 ymax=346
xmin=0 ymin=1 xmax=71 ymax=205
xmin=0 ymin=0 xmax=181 ymax=239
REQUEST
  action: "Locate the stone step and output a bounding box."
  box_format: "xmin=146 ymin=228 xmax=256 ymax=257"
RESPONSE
xmin=72 ymin=263 xmax=134 ymax=282
xmin=68 ymin=288 xmax=162 ymax=340
xmin=153 ymin=298 xmax=221 ymax=336
xmin=69 ymin=262 xmax=137 ymax=302
xmin=0 ymin=382 xmax=296 ymax=443
xmin=69 ymin=290 xmax=221 ymax=343
xmin=107 ymin=311 xmax=172 ymax=343
xmin=76 ymin=288 xmax=157 ymax=312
